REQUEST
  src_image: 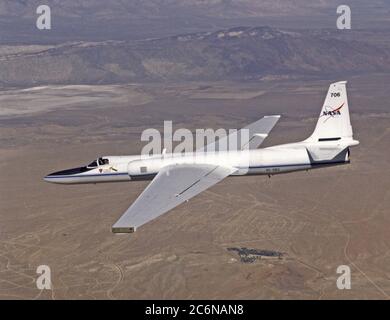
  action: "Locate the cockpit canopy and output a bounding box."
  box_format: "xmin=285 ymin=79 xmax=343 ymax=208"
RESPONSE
xmin=87 ymin=157 xmax=109 ymax=168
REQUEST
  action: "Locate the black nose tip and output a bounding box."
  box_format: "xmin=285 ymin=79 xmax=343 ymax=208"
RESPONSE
xmin=45 ymin=172 xmax=57 ymax=177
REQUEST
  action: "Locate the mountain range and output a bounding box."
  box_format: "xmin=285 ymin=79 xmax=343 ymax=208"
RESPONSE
xmin=1 ymin=26 xmax=390 ymax=87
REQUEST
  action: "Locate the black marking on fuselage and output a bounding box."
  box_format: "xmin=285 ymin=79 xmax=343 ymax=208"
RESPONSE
xmin=318 ymin=137 xmax=341 ymax=142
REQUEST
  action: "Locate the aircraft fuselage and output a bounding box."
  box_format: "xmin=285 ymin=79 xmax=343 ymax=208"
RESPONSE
xmin=44 ymin=142 xmax=350 ymax=185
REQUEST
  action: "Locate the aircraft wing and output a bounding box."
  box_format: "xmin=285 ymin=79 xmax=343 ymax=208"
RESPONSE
xmin=197 ymin=115 xmax=280 ymax=152
xmin=112 ymin=163 xmax=236 ymax=233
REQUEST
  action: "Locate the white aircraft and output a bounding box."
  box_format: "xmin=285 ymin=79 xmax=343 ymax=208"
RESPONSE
xmin=44 ymin=81 xmax=359 ymax=233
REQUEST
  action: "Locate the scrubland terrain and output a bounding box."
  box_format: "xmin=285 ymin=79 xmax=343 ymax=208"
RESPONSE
xmin=0 ymin=75 xmax=389 ymax=299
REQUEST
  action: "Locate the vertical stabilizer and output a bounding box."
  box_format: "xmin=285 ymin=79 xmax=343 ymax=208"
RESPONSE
xmin=306 ymin=81 xmax=354 ymax=142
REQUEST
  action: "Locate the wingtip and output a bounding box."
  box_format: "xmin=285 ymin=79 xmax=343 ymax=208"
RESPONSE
xmin=264 ymin=115 xmax=281 ymax=118
xmin=112 ymin=226 xmax=136 ymax=234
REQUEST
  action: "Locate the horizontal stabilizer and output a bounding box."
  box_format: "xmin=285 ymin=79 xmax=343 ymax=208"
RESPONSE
xmin=306 ymin=146 xmax=350 ymax=163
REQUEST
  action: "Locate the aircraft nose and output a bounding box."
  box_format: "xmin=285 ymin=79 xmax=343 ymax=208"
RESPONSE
xmin=43 ymin=166 xmax=88 ymax=184
xmin=43 ymin=175 xmax=53 ymax=183
xmin=43 ymin=172 xmax=69 ymax=184
xmin=43 ymin=173 xmax=58 ymax=183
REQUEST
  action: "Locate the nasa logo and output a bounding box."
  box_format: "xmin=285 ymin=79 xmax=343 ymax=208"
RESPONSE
xmin=323 ymin=109 xmax=341 ymax=116
xmin=322 ymin=102 xmax=345 ymax=118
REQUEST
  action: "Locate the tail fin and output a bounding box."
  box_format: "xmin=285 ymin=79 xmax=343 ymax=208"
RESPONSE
xmin=306 ymin=81 xmax=356 ymax=143
xmin=304 ymin=81 xmax=359 ymax=162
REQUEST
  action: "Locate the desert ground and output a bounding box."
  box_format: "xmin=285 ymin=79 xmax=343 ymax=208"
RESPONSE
xmin=0 ymin=74 xmax=389 ymax=299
